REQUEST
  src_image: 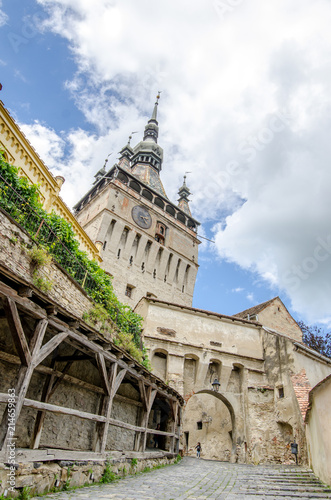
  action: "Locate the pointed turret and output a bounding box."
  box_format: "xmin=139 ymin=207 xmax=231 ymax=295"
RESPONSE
xmin=118 ymin=133 xmax=134 ymax=171
xmin=143 ymin=94 xmax=160 ymax=143
xmin=93 ymin=159 xmax=107 ymax=184
xmin=178 ymin=175 xmax=192 ymax=216
xmin=130 ymin=93 xmax=167 ymax=197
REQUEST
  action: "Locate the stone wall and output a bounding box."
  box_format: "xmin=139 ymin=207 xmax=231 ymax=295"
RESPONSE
xmin=0 ymin=209 xmax=183 ymax=498
xmin=258 ymin=298 xmax=302 ymax=341
xmin=76 ymin=177 xmax=199 ymax=308
xmin=0 ymin=454 xmax=179 ymax=498
xmin=306 ymin=375 xmax=331 ymax=486
xmin=139 ymin=298 xmax=331 ymax=465
xmin=0 ymin=209 xmax=95 ymax=321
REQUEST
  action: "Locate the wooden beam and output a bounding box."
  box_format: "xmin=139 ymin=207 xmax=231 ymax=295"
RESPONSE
xmin=0 ymin=393 xmax=180 ymax=437
xmin=170 ymin=401 xmax=179 ymax=453
xmin=18 ymin=286 xmax=33 ymax=298
xmin=0 ymin=317 xmax=47 ymax=451
xmin=0 ymin=281 xmax=46 ymax=319
xmin=30 ymin=361 xmax=57 ymax=450
xmin=30 ymin=354 xmax=75 ymax=450
xmin=49 ymin=320 xmax=181 ymax=404
xmin=0 ymin=351 xmax=142 ymax=406
xmin=23 ymin=397 xmax=107 ymax=422
xmin=94 ymin=362 xmax=117 ymax=453
xmin=4 ymin=297 xmax=31 ymax=366
xmin=29 ymin=318 xmax=48 ymax=355
xmin=96 ymin=353 xmax=111 ymax=396
xmin=138 ymin=380 xmax=148 ymax=411
xmin=113 ymin=368 xmax=127 ymax=396
xmin=35 ymin=331 xmax=68 ymax=366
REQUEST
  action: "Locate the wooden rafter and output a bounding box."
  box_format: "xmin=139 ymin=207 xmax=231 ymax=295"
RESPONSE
xmin=0 ymin=314 xmax=48 ymax=450
xmin=4 ymin=297 xmax=31 ymax=366
xmin=0 ymin=277 xmax=183 ymax=459
xmin=96 ymin=352 xmax=111 ymax=396
xmin=35 ymin=331 xmax=68 ymax=366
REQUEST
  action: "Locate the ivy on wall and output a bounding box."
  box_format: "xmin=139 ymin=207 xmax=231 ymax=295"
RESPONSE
xmin=0 ymin=155 xmax=150 ymax=369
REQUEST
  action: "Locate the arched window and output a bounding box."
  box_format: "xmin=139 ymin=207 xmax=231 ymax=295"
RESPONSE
xmin=165 ymin=205 xmax=176 ymax=217
xmin=155 ymin=197 xmax=165 ymax=209
xmin=155 ymin=221 xmax=167 ymax=245
xmin=129 ymin=180 xmax=141 ymax=193
xmin=142 ymin=189 xmax=153 ymax=201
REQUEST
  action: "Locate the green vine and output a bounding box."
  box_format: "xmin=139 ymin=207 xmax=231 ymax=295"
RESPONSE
xmin=0 ymin=156 xmax=149 ymax=368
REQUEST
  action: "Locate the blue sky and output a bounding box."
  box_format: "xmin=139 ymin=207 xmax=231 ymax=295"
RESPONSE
xmin=1 ymin=0 xmax=331 ymax=325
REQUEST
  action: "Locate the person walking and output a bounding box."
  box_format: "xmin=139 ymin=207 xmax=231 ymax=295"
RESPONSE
xmin=195 ymin=442 xmax=201 ymax=459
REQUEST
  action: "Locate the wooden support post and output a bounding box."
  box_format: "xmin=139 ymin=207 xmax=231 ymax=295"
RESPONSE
xmin=170 ymin=401 xmax=179 ymax=453
xmin=3 ymin=297 xmax=31 ymax=366
xmin=0 ymin=309 xmax=48 ymax=451
xmin=94 ymin=363 xmax=127 ymax=453
xmin=30 ymin=362 xmax=57 ymax=450
xmin=95 ymin=352 xmax=111 ymax=396
xmin=140 ymin=387 xmax=157 ymax=452
xmin=30 ymin=356 xmax=75 ymax=450
xmin=134 ymin=380 xmax=148 ymax=451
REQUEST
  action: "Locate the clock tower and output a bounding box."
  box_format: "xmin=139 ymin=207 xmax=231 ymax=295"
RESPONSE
xmin=74 ymin=96 xmax=200 ymax=307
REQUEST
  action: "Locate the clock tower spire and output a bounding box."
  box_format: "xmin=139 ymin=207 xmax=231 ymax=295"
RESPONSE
xmin=74 ymin=94 xmax=200 ymax=308
xmin=130 ymin=93 xmax=166 ymax=197
xmin=178 ymin=175 xmax=192 ymax=216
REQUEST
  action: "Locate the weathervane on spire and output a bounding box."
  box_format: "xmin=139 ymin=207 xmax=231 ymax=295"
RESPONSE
xmin=128 ymin=131 xmax=138 ymax=145
xmin=103 ymin=152 xmax=112 ymax=168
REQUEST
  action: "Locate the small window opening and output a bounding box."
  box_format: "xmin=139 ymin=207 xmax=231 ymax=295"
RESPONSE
xmin=278 ymin=386 xmax=284 ymax=398
xmin=117 ymin=249 xmax=121 ymax=259
xmin=125 ymin=285 xmax=134 ymax=298
xmin=129 ymin=256 xmax=133 ymax=265
xmin=197 ymin=421 xmax=203 ymax=430
xmin=184 ymin=431 xmax=189 ymax=449
xmin=141 ymin=262 xmax=145 ymax=272
xmin=153 ymin=269 xmax=156 ymax=279
xmin=103 ymin=241 xmax=107 ymax=250
xmin=155 ymin=221 xmax=167 ymax=245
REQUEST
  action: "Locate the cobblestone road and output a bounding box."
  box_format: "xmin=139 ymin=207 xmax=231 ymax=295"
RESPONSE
xmin=31 ymin=457 xmax=331 ymax=499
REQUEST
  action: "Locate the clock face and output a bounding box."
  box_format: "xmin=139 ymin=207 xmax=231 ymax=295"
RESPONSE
xmin=131 ymin=205 xmax=152 ymax=229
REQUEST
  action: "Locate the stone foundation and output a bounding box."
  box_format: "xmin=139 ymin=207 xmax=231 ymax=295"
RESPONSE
xmin=0 ymin=453 xmax=178 ymax=498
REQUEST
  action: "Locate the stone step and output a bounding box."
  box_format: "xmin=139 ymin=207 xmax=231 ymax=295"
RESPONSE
xmin=244 ymin=485 xmax=331 ymax=494
xmin=250 ymin=493 xmax=331 ymax=499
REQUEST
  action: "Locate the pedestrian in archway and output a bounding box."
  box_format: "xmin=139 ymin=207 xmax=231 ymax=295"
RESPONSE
xmin=195 ymin=442 xmax=201 ymax=459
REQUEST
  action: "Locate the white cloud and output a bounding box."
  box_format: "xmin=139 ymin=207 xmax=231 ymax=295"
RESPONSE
xmin=0 ymin=1 xmax=8 ymax=27
xmin=26 ymin=0 xmax=331 ymax=323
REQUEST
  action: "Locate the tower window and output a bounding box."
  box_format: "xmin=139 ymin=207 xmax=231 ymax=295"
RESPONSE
xmin=129 ymin=256 xmax=133 ymax=265
xmin=125 ymin=285 xmax=134 ymax=298
xmin=117 ymin=249 xmax=121 ymax=259
xmin=197 ymin=421 xmax=203 ymax=430
xmin=155 ymin=222 xmax=167 ymax=245
xmin=153 ymin=269 xmax=156 ymax=279
xmin=278 ymin=386 xmax=284 ymax=398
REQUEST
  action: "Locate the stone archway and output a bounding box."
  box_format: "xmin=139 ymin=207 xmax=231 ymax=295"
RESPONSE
xmin=183 ymin=390 xmax=238 ymax=462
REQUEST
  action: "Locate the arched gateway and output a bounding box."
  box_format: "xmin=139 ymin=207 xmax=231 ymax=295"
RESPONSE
xmin=183 ymin=389 xmax=245 ymax=463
